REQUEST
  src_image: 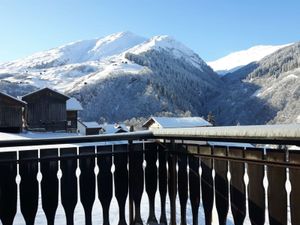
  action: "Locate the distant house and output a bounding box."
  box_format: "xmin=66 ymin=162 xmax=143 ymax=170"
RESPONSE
xmin=22 ymin=88 xmax=69 ymax=131
xmin=0 ymin=92 xmax=26 ymax=133
xmin=99 ymin=123 xmax=128 ymax=134
xmin=77 ymin=121 xmax=102 ymax=135
xmin=66 ymin=98 xmax=83 ymax=133
xmin=142 ymin=116 xmax=212 ymax=130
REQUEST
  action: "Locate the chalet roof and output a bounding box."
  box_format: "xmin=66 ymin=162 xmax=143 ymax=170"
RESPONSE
xmin=142 ymin=116 xmax=212 ymax=128
xmin=78 ymin=121 xmax=101 ymax=129
xmin=22 ymin=87 xmax=69 ymax=101
xmin=0 ymin=91 xmax=26 ymax=106
xmin=100 ymin=123 xmax=128 ymax=134
xmin=66 ymin=98 xmax=83 ymax=111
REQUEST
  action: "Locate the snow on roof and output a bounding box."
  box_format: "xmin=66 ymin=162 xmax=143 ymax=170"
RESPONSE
xmin=143 ymin=117 xmax=212 ymax=128
xmin=0 ymin=131 xmax=79 ymax=140
xmin=22 ymin=87 xmax=69 ymax=100
xmin=66 ymin=98 xmax=83 ymax=111
xmin=80 ymin=121 xmax=101 ymax=128
xmin=0 ymin=91 xmax=27 ymax=105
xmin=100 ymin=124 xmax=128 ymax=134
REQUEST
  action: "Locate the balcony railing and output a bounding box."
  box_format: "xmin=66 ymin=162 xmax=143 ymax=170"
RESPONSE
xmin=0 ymin=124 xmax=299 ymax=225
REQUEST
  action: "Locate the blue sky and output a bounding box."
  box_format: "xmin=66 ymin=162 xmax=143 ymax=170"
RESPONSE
xmin=0 ymin=0 xmax=299 ymax=62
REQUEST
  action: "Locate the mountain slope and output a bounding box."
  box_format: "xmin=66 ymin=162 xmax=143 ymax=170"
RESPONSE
xmin=209 ymin=42 xmax=300 ymax=125
xmin=208 ymin=44 xmax=291 ymax=75
xmin=0 ymin=32 xmax=222 ymax=123
xmin=71 ymin=37 xmax=221 ymax=122
xmin=0 ymin=31 xmax=146 ymax=69
xmin=0 ymin=33 xmax=298 ymax=125
xmin=0 ymin=32 xmax=148 ymax=92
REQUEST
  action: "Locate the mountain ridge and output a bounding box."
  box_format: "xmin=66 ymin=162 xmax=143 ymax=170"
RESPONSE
xmin=208 ymin=43 xmax=292 ymax=75
xmin=0 ymin=32 xmax=299 ymax=126
xmin=0 ymin=31 xmax=222 ymax=123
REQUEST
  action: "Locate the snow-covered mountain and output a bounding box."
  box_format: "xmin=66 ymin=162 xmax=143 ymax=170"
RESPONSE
xmin=1 ymin=31 xmax=146 ymax=68
xmin=0 ymin=32 xmax=213 ymax=92
xmin=208 ymin=44 xmax=291 ymax=75
xmin=208 ymin=42 xmax=300 ymax=125
xmin=0 ymin=31 xmax=221 ymax=122
xmin=0 ymin=32 xmax=298 ymax=125
xmin=0 ymin=32 xmax=149 ymax=91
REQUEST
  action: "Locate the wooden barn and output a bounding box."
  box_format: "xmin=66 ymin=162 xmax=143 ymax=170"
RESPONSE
xmin=66 ymin=98 xmax=83 ymax=133
xmin=22 ymin=88 xmax=69 ymax=131
xmin=0 ymin=92 xmax=26 ymax=133
xmin=99 ymin=123 xmax=128 ymax=134
xmin=77 ymin=121 xmax=102 ymax=135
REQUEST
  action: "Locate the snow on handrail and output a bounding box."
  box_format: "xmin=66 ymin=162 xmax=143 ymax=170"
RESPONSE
xmin=152 ymin=124 xmax=300 ymax=145
xmin=0 ymin=131 xmax=154 ymax=148
xmin=0 ymin=124 xmax=299 ymax=148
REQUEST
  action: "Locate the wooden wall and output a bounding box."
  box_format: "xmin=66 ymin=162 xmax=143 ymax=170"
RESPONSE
xmin=0 ymin=95 xmax=24 ymax=133
xmin=23 ymin=91 xmax=68 ymax=131
xmin=67 ymin=111 xmax=78 ymax=131
xmin=86 ymin=128 xmax=100 ymax=135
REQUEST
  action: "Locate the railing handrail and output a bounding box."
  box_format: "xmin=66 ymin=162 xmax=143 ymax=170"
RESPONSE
xmin=0 ymin=124 xmax=299 ymax=148
xmin=0 ymin=124 xmax=299 ymax=225
xmin=152 ymin=124 xmax=300 ymax=145
xmin=0 ymin=130 xmax=154 ymax=148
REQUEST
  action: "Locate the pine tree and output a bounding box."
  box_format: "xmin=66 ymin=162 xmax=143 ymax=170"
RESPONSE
xmin=207 ymin=111 xmax=215 ymax=126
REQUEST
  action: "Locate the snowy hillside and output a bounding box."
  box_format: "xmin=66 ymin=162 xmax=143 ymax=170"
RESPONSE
xmin=0 ymin=32 xmax=212 ymax=93
xmin=208 ymin=42 xmax=300 ymax=125
xmin=0 ymin=32 xmax=149 ymax=92
xmin=0 ymin=31 xmax=146 ymax=69
xmin=128 ymin=35 xmax=207 ymax=70
xmin=208 ymin=44 xmax=291 ymax=75
xmin=0 ymin=31 xmax=221 ymax=122
xmin=0 ymin=32 xmax=298 ymax=125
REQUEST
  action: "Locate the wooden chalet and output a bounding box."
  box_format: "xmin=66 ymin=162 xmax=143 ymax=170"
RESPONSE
xmin=22 ymin=88 xmax=69 ymax=131
xmin=77 ymin=121 xmax=101 ymax=135
xmin=66 ymin=98 xmax=83 ymax=133
xmin=99 ymin=123 xmax=128 ymax=134
xmin=0 ymin=92 xmax=26 ymax=133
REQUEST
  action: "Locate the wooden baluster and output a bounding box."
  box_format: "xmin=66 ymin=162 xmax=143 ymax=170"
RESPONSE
xmin=168 ymin=141 xmax=177 ymax=225
xmin=0 ymin=152 xmax=17 ymax=225
xmin=97 ymin=145 xmax=113 ymax=225
xmin=245 ymin=148 xmax=265 ymax=225
xmin=214 ymin=147 xmax=229 ymax=225
xmin=128 ymin=143 xmax=144 ymax=225
xmin=178 ymin=145 xmax=188 ymax=225
xmin=114 ymin=144 xmax=128 ymax=225
xmin=19 ymin=150 xmax=39 ymax=225
xmin=145 ymin=143 xmax=158 ymax=224
xmin=60 ymin=147 xmax=78 ymax=225
xmin=266 ymin=149 xmax=287 ymax=225
xmin=200 ymin=146 xmax=213 ymax=225
xmin=228 ymin=147 xmax=246 ymax=225
xmin=79 ymin=146 xmax=96 ymax=225
xmin=40 ymin=149 xmax=59 ymax=225
xmin=128 ymin=140 xmax=134 ymax=225
xmin=187 ymin=145 xmax=200 ymax=225
xmin=158 ymin=144 xmax=168 ymax=225
xmin=289 ymin=150 xmax=300 ymax=225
